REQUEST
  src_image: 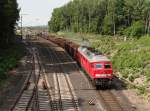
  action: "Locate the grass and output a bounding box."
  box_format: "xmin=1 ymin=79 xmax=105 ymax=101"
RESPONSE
xmin=0 ymin=43 xmax=26 ymax=85
xmin=51 ymin=31 xmax=150 ymax=99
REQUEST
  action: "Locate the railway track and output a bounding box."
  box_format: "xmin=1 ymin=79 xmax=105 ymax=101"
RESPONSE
xmin=10 ymin=48 xmax=39 ymax=111
xmin=52 ymin=48 xmax=79 ymax=111
xmin=98 ymin=90 xmax=124 ymax=111
xmin=48 ymin=46 xmax=80 ymax=111
xmin=11 ymin=47 xmax=51 ymax=111
xmin=37 ymin=45 xmax=62 ymax=111
xmin=37 ymin=42 xmax=80 ymax=111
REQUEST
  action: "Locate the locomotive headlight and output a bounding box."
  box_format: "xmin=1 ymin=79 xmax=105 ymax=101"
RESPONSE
xmin=96 ymin=74 xmax=112 ymax=77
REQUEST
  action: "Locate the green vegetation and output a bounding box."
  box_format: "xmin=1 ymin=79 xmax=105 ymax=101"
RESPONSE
xmin=0 ymin=0 xmax=22 ymax=84
xmin=0 ymin=44 xmax=25 ymax=85
xmin=112 ymin=37 xmax=150 ymax=78
xmin=0 ymin=0 xmax=19 ymax=47
xmin=48 ymin=0 xmax=150 ymax=37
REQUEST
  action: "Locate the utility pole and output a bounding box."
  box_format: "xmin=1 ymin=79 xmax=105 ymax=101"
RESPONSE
xmin=20 ymin=13 xmax=28 ymax=40
xmin=21 ymin=15 xmax=23 ymax=39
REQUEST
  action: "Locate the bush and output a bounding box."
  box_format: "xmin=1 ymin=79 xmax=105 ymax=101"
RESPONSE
xmin=124 ymin=21 xmax=145 ymax=37
xmin=112 ymin=37 xmax=150 ymax=81
xmin=0 ymin=68 xmax=7 ymax=80
xmin=102 ymin=16 xmax=113 ymax=35
xmin=91 ymin=37 xmax=115 ymax=54
xmin=0 ymin=44 xmax=25 ymax=81
xmin=138 ymin=86 xmax=146 ymax=95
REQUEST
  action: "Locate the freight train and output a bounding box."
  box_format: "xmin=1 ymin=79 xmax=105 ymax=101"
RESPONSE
xmin=46 ymin=37 xmax=113 ymax=88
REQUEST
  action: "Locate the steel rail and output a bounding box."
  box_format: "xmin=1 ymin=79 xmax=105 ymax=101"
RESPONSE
xmin=11 ymin=46 xmax=41 ymax=111
xmin=98 ymin=90 xmax=124 ymax=111
xmin=36 ymin=46 xmax=55 ymax=111
xmin=46 ymin=47 xmax=63 ymax=111
xmin=10 ymin=55 xmax=34 ymax=111
xmin=49 ymin=46 xmax=79 ymax=111
xmin=26 ymin=48 xmax=40 ymax=111
xmin=56 ymin=50 xmax=79 ymax=111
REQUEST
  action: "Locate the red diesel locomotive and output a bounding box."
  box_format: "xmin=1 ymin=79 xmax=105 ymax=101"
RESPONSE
xmin=77 ymin=46 xmax=113 ymax=86
xmin=47 ymin=37 xmax=113 ymax=87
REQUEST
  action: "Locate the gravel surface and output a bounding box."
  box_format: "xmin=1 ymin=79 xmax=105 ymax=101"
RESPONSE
xmin=122 ymin=89 xmax=150 ymax=111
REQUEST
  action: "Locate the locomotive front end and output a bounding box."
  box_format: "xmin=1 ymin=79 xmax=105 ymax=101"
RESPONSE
xmin=91 ymin=56 xmax=113 ymax=87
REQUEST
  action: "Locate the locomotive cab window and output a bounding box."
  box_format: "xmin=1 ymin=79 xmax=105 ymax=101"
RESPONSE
xmin=95 ymin=64 xmax=102 ymax=69
xmin=105 ymin=64 xmax=111 ymax=69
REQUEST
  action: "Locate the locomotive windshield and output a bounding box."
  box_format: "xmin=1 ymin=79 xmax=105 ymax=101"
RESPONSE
xmin=104 ymin=64 xmax=111 ymax=69
xmin=96 ymin=64 xmax=102 ymax=69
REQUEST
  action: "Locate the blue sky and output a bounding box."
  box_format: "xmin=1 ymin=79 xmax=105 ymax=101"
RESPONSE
xmin=17 ymin=0 xmax=71 ymax=26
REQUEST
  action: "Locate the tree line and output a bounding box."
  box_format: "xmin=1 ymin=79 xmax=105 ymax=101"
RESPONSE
xmin=0 ymin=0 xmax=19 ymax=47
xmin=48 ymin=0 xmax=150 ymax=37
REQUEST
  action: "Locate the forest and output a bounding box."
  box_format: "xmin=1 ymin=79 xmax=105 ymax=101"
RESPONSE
xmin=0 ymin=0 xmax=19 ymax=47
xmin=48 ymin=0 xmax=150 ymax=37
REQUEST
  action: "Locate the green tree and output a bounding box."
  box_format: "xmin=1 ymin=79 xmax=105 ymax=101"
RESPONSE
xmin=124 ymin=21 xmax=145 ymax=37
xmin=48 ymin=0 xmax=150 ymax=37
xmin=0 ymin=0 xmax=19 ymax=48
